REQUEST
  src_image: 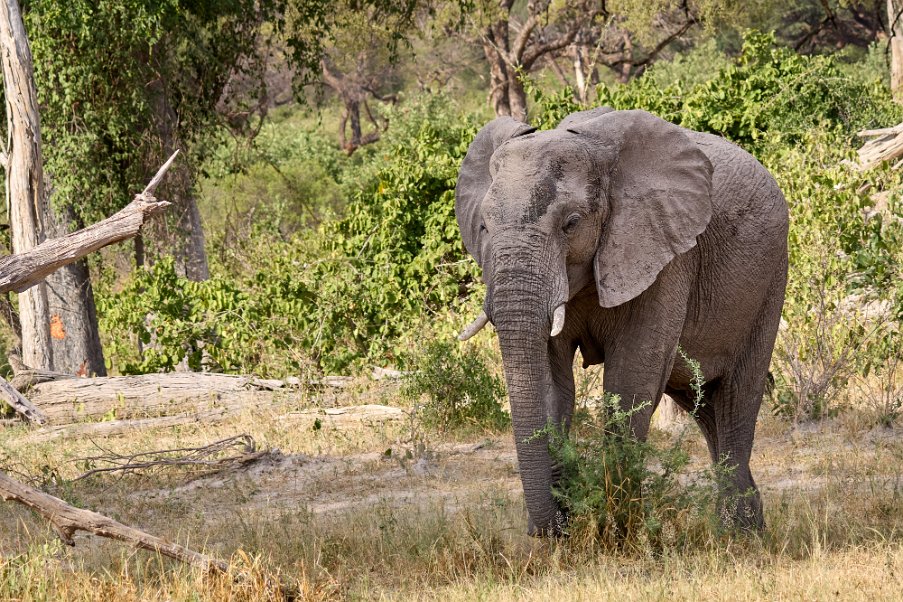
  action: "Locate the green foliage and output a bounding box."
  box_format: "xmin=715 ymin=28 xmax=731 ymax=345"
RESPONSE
xmin=98 ymin=248 xmax=322 ymax=376
xmin=23 ymin=0 xmax=269 ymax=223
xmin=586 ymin=31 xmax=902 ymax=147
xmin=305 ymin=94 xmax=482 ymax=369
xmin=541 ymin=349 xmax=726 ymax=551
xmin=102 ymin=94 xmax=483 ymax=374
xmin=401 ymin=339 xmax=508 ymax=432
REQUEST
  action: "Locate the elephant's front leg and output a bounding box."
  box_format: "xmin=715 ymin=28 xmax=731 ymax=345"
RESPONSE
xmin=601 ymin=272 xmax=691 ymax=440
xmin=547 ymin=338 xmax=577 ymax=432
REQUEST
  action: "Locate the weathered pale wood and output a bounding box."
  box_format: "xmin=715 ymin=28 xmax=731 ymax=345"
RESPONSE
xmin=0 ymin=469 xmax=226 ymax=572
xmin=0 ymin=374 xmax=47 ymax=423
xmin=26 ymin=372 xmax=286 ymax=424
xmin=0 ymin=0 xmax=53 ymax=368
xmin=890 ymin=0 xmax=903 ymax=98
xmin=0 ymin=152 xmax=177 ymax=295
xmin=856 ymin=127 xmax=903 ymax=170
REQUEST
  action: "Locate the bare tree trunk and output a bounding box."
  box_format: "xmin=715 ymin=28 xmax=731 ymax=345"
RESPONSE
xmin=889 ymin=0 xmax=903 ymax=97
xmin=508 ymin=76 xmax=528 ymax=122
xmin=178 ymin=179 xmax=209 ymax=281
xmin=483 ymin=19 xmax=513 ymax=117
xmin=148 ymin=79 xmax=209 ymax=282
xmin=44 ymin=205 xmax=105 ymax=376
xmin=0 ymin=0 xmax=53 ymax=370
xmin=574 ymin=48 xmax=588 ymax=103
xmin=348 ymin=98 xmax=362 ymax=147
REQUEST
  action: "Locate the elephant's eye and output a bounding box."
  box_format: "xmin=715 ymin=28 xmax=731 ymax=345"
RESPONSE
xmin=563 ymin=213 xmax=581 ymax=234
xmin=479 ymin=222 xmax=487 ymax=233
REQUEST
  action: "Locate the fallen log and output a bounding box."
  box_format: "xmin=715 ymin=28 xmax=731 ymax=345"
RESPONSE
xmin=0 ymin=469 xmax=227 ymax=572
xmin=26 ymin=372 xmax=286 ymax=424
xmin=856 ymin=125 xmax=903 ymax=170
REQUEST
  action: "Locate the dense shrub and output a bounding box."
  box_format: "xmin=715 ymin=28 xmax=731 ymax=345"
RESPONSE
xmin=101 ymin=94 xmax=482 ymax=374
xmin=401 ymin=339 xmax=508 ymax=432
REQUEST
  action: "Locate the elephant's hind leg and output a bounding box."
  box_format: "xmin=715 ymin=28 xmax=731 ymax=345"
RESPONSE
xmin=710 ymin=284 xmax=785 ymax=530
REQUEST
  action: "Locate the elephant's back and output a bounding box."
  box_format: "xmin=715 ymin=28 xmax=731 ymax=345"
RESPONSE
xmin=688 ymin=131 xmax=788 ymax=234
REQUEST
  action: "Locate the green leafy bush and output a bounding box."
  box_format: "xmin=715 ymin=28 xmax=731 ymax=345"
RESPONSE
xmin=98 ymin=253 xmax=316 ymax=376
xmin=540 ymin=394 xmax=726 ymax=553
xmin=541 ymin=351 xmax=731 ymax=553
xmin=401 ymin=339 xmax=508 ymax=432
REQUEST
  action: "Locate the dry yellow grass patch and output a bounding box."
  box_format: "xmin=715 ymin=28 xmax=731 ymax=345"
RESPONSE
xmin=0 ymin=381 xmax=901 ymax=601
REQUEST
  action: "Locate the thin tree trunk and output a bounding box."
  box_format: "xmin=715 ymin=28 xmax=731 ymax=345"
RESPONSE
xmin=148 ymin=79 xmax=209 ymax=282
xmin=0 ymin=0 xmax=53 ymax=370
xmin=179 ymin=181 xmax=209 ymax=281
xmin=508 ymin=75 xmax=528 ymax=122
xmin=483 ymin=20 xmax=513 ymax=117
xmin=888 ymin=0 xmax=903 ymax=97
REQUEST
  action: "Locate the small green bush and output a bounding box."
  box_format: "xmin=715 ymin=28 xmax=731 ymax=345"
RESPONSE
xmin=540 ymin=350 xmax=729 ymax=553
xmin=539 ymin=393 xmax=727 ymax=554
xmin=401 ymin=339 xmax=508 ymax=432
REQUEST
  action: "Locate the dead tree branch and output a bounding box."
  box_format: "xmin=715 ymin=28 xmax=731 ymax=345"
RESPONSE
xmin=0 ymin=374 xmax=46 ymax=423
xmin=0 ymin=469 xmax=227 ymax=572
xmin=73 ymin=434 xmax=271 ymax=482
xmin=0 ymin=151 xmax=178 ymax=295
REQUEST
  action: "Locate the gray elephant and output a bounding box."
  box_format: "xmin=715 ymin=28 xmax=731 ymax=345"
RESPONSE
xmin=455 ymin=107 xmax=788 ymax=534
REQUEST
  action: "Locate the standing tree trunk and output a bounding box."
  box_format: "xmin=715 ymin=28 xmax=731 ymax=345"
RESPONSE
xmin=43 ymin=204 xmax=105 ymax=375
xmin=482 ymin=18 xmax=514 ymax=118
xmin=147 ymin=79 xmax=209 ymax=282
xmin=889 ymin=0 xmax=903 ymax=97
xmin=0 ymin=0 xmax=53 ymax=370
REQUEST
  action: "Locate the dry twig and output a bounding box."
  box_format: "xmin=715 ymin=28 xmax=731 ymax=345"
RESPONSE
xmin=73 ymin=434 xmax=271 ymax=482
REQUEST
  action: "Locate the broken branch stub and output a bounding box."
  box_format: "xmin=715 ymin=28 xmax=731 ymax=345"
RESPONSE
xmin=0 ymin=375 xmax=46 ymax=423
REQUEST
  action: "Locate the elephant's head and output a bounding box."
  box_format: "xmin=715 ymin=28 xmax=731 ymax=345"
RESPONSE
xmin=455 ymin=108 xmax=713 ymax=534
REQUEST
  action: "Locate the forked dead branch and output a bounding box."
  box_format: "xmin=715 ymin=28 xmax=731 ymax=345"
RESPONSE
xmin=73 ymin=434 xmax=272 ymax=482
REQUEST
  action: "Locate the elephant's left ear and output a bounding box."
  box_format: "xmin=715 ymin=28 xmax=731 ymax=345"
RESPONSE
xmin=568 ymin=109 xmax=713 ymax=308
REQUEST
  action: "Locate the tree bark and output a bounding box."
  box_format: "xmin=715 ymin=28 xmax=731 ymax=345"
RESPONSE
xmin=147 ymin=79 xmax=209 ymax=282
xmin=482 ymin=19 xmax=513 ymax=117
xmin=43 ymin=205 xmax=106 ymax=376
xmin=889 ymin=0 xmax=903 ymax=97
xmin=0 ymin=0 xmax=53 ymax=370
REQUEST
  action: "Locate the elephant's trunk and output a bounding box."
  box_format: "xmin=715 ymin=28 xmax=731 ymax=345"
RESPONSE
xmin=490 ymin=243 xmax=568 ymax=535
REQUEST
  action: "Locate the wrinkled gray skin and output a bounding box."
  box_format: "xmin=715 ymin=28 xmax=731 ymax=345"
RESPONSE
xmin=455 ymin=108 xmax=788 ymax=535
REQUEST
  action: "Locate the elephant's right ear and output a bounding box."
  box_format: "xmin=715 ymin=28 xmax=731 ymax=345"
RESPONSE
xmin=456 ymin=117 xmax=535 ymax=267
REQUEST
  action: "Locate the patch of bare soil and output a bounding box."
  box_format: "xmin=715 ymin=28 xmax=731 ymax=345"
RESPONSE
xmin=129 ymin=438 xmax=521 ymax=525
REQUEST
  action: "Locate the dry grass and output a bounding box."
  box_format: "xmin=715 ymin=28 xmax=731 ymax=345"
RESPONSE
xmin=1 ymin=379 xmax=902 ymax=601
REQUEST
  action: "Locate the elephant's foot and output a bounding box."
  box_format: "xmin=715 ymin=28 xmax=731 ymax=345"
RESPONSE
xmin=719 ymin=487 xmax=764 ymax=531
xmin=527 ymin=508 xmax=569 ymax=537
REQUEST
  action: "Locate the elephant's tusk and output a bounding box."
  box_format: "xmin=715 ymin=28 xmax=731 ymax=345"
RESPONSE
xmin=550 ymin=305 xmax=566 ymax=337
xmin=458 ymin=310 xmax=489 ymax=341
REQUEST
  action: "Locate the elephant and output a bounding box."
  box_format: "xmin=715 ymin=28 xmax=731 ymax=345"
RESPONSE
xmin=454 ymin=107 xmax=788 ymax=535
